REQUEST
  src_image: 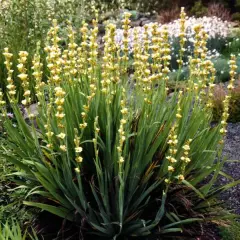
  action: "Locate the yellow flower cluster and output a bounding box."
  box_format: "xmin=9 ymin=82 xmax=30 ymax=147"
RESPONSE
xmin=133 ymin=28 xmax=142 ymax=86
xmin=78 ymin=19 xmax=99 ymax=131
xmin=3 ymin=48 xmax=16 ymax=100
xmin=165 ymin=124 xmax=178 ymax=184
xmin=177 ymin=7 xmax=187 ymax=68
xmin=54 ymin=87 xmax=66 ymax=151
xmin=198 ymin=60 xmax=213 ymax=101
xmin=121 ymin=12 xmax=131 ymax=74
xmin=176 ymin=91 xmax=183 ymax=119
xmin=140 ymin=24 xmax=152 ymax=95
xmin=219 ymin=55 xmax=237 ymax=142
xmin=63 ymin=23 xmax=78 ymax=79
xmin=77 ymin=22 xmax=89 ymax=76
xmin=165 ymin=92 xmax=184 ymax=183
xmin=190 ymin=25 xmax=203 ymax=80
xmin=77 ymin=20 xmax=99 ymax=129
xmin=178 ymin=139 xmax=192 ymax=181
xmin=93 ymin=116 xmax=100 ymax=163
xmin=45 ymin=103 xmax=54 ymax=149
xmin=181 ymin=141 xmax=192 ymax=164
xmin=117 ymin=89 xmax=128 ymax=164
xmin=74 ymin=128 xmax=83 ymax=165
xmin=0 ymin=90 xmax=6 ymax=119
xmin=86 ymin=17 xmax=99 ymax=106
xmin=32 ymin=48 xmax=44 ymax=104
xmin=219 ymin=95 xmax=230 ymax=136
xmin=45 ymin=19 xmax=62 ymax=86
xmin=17 ymin=51 xmax=30 ymax=106
xmin=150 ymin=23 xmax=163 ymax=81
xmin=203 ymin=61 xmax=216 ymax=109
xmin=189 ymin=25 xmax=211 ymax=101
xmin=0 ymin=90 xmax=6 ymax=108
xmin=54 ymin=86 xmax=65 ymax=127
xmin=228 ymin=55 xmax=237 ymax=90
xmin=161 ymin=27 xmax=171 ymax=83
xmin=101 ymin=23 xmax=120 ymax=95
xmin=88 ymin=18 xmax=98 ymax=82
xmin=193 ymin=25 xmax=202 ymax=58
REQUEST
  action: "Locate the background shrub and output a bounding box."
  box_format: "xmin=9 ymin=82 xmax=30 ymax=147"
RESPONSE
xmin=207 ymin=3 xmax=232 ymax=21
xmin=212 ymin=80 xmax=240 ymax=122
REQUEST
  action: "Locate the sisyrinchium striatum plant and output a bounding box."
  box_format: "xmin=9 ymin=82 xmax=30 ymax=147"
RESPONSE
xmin=0 ymin=9 xmax=239 ymax=239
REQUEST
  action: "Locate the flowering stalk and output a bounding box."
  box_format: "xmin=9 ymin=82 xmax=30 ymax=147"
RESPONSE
xmin=32 ymin=44 xmax=44 ymax=106
xmin=219 ymin=55 xmax=237 ymax=144
xmin=139 ymin=24 xmax=152 ymax=101
xmin=66 ymin=23 xmax=78 ymax=80
xmin=0 ymin=90 xmax=6 ymax=117
xmin=178 ymin=139 xmax=192 ymax=181
xmin=3 ymin=48 xmax=16 ymax=102
xmin=88 ymin=17 xmax=99 ymax=88
xmin=45 ymin=103 xmax=54 ymax=149
xmin=117 ymin=89 xmax=128 ymax=167
xmin=54 ymin=86 xmax=66 ymax=151
xmin=189 ymin=24 xmax=202 ymax=84
xmin=121 ymin=12 xmax=131 ymax=77
xmin=93 ymin=116 xmax=100 ymax=158
xmin=165 ymin=124 xmax=178 ymax=184
xmin=74 ymin=128 xmax=83 ymax=173
xmin=150 ymin=23 xmax=162 ymax=84
xmin=165 ymin=91 xmax=183 ymax=184
xmin=177 ymin=7 xmax=186 ymax=70
xmin=206 ymin=62 xmax=216 ymax=110
xmin=161 ymin=26 xmax=171 ymax=93
xmin=44 ymin=19 xmax=62 ymax=87
xmin=102 ymin=23 xmax=119 ymax=98
xmin=77 ymin=20 xmax=99 ymax=133
xmin=78 ymin=21 xmax=89 ymax=76
xmin=133 ymin=28 xmax=142 ymax=87
xmin=17 ymin=51 xmax=31 ymax=107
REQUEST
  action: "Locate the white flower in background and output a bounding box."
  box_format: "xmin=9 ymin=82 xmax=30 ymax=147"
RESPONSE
xmin=115 ymin=16 xmax=230 ymax=53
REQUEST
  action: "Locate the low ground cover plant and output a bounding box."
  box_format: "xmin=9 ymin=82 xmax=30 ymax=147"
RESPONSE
xmin=0 ymin=9 xmax=239 ymax=239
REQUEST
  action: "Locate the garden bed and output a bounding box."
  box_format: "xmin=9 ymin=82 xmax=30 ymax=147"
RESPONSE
xmin=220 ymin=123 xmax=240 ymax=215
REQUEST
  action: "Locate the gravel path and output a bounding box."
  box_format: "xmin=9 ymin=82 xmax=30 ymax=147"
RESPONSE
xmin=219 ymin=123 xmax=240 ymax=215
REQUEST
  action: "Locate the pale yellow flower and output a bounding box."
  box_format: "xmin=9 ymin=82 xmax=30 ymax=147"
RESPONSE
xmin=178 ymin=175 xmax=185 ymax=181
xmin=75 ymin=146 xmax=83 ymax=153
xmin=60 ymin=145 xmax=67 ymax=151
xmin=57 ymin=133 xmax=66 ymax=139
xmin=182 ymin=145 xmax=190 ymax=151
xmin=168 ymin=166 xmax=174 ymax=172
xmin=76 ymin=156 xmax=83 ymax=163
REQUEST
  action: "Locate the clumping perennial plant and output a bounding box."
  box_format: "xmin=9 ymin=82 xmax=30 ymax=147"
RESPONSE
xmin=0 ymin=9 xmax=239 ymax=239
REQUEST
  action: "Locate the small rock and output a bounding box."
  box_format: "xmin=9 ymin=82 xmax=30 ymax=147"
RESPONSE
xmin=140 ymin=19 xmax=152 ymax=26
xmin=130 ymin=20 xmax=141 ymax=27
xmin=23 ymin=103 xmax=38 ymax=119
xmin=139 ymin=17 xmax=148 ymax=22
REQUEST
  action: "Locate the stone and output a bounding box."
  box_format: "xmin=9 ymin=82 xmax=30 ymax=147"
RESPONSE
xmin=23 ymin=103 xmax=38 ymax=119
xmin=130 ymin=20 xmax=141 ymax=27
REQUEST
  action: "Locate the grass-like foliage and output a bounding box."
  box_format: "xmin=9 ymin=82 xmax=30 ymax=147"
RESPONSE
xmin=0 ymin=9 xmax=239 ymax=239
xmin=0 ymin=219 xmax=38 ymax=240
